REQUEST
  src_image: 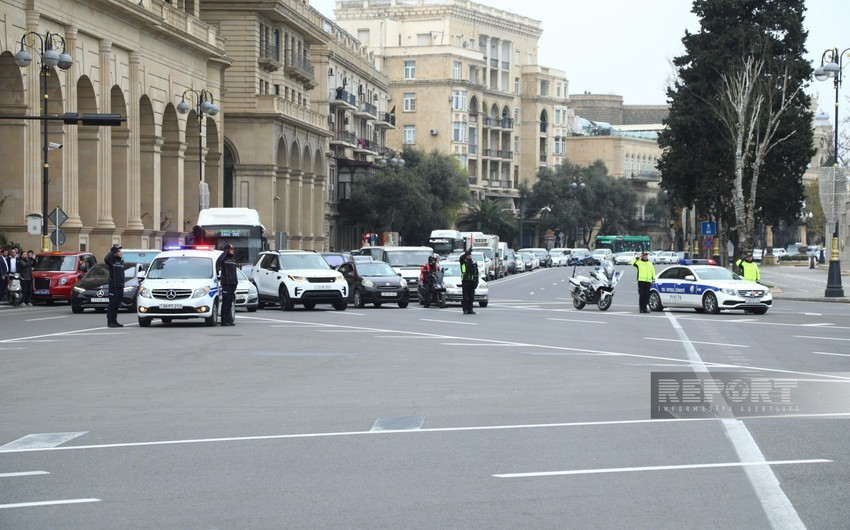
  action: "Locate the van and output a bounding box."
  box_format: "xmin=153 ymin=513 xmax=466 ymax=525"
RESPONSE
xmin=136 ymin=248 xmax=223 ymax=327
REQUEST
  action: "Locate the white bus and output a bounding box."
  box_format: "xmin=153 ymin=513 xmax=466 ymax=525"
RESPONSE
xmin=187 ymin=207 xmax=269 ymax=266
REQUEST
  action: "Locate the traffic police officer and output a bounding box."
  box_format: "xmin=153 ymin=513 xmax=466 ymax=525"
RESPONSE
xmin=216 ymin=244 xmax=239 ymax=326
xmin=735 ymin=252 xmax=760 ymax=283
xmin=630 ymin=250 xmax=656 ymax=313
xmin=460 ymin=249 xmax=479 ymax=314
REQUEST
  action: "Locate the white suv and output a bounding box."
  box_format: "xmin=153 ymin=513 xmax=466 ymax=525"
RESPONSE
xmin=136 ymin=248 xmax=222 ymax=327
xmin=253 ymin=250 xmax=348 ymax=310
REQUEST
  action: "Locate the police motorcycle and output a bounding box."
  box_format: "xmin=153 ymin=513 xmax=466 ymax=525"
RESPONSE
xmin=418 ymin=268 xmax=447 ymax=308
xmin=6 ymin=272 xmax=22 ymax=307
xmin=569 ymin=259 xmax=623 ymax=311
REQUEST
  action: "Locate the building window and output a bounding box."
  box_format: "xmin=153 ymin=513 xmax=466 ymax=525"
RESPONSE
xmin=403 ymin=93 xmax=416 ymax=112
xmin=404 ymin=60 xmax=416 ymax=80
xmin=554 ymin=136 xmax=565 ymax=155
xmin=452 ymin=90 xmax=467 ymax=111
xmin=540 ymin=80 xmax=549 ymax=96
xmin=453 ymin=61 xmax=462 ymax=80
xmin=514 ymin=107 xmax=520 ymax=123
xmin=556 ymin=83 xmax=562 ymax=98
xmin=514 ymin=77 xmax=519 ymax=94
xmin=338 ymin=170 xmax=351 ymax=200
xmin=403 ymin=125 xmax=416 ymax=144
xmin=514 ymin=135 xmax=519 ymax=153
xmin=453 ymin=122 xmax=467 ymax=143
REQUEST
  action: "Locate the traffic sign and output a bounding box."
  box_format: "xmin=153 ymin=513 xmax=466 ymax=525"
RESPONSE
xmin=701 ymin=221 xmax=716 ymax=237
xmin=48 ymin=207 xmax=68 ymax=227
xmin=702 ymin=237 xmax=715 ymax=250
xmin=50 ymin=228 xmax=66 ymax=247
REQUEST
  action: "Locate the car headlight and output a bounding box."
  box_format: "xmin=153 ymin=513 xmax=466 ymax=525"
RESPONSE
xmin=333 ymin=274 xmax=345 ymax=283
xmin=720 ymin=288 xmax=737 ymax=296
xmin=139 ymin=287 xmax=152 ymax=299
xmin=59 ymin=277 xmax=69 ymax=285
xmin=361 ymin=279 xmax=374 ymax=288
xmin=288 ymin=274 xmax=307 ymax=282
xmin=123 ymin=285 xmax=135 ymax=293
xmin=192 ymin=286 xmax=210 ymax=298
xmin=73 ymin=286 xmax=85 ymax=293
xmin=399 ymin=278 xmax=407 ymax=288
xmin=248 ymin=284 xmax=258 ymax=296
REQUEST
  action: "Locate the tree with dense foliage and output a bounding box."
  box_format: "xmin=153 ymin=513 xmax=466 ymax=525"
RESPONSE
xmin=343 ymin=148 xmax=469 ymax=245
xmin=456 ymin=198 xmax=517 ymax=242
xmin=528 ymin=160 xmax=637 ymax=247
xmin=658 ymin=0 xmax=814 ymax=257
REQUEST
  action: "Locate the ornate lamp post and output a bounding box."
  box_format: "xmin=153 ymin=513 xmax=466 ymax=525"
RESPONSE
xmin=814 ymin=47 xmax=850 ymax=297
xmin=570 ymin=180 xmax=585 ymax=247
xmin=177 ymin=89 xmax=219 ymax=211
xmin=14 ymin=31 xmax=73 ymax=252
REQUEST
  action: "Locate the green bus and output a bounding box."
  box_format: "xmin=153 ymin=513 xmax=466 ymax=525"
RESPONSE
xmin=594 ymin=235 xmax=651 ymax=253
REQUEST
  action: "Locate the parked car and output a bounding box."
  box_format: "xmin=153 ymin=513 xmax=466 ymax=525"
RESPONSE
xmin=519 ymin=248 xmax=551 ymax=268
xmin=653 ymin=251 xmax=680 ymax=265
xmin=32 ymin=252 xmax=97 ymax=303
xmin=71 ymin=262 xmax=144 ymax=313
xmin=338 ymin=259 xmax=409 ymax=308
xmin=234 ymin=267 xmax=259 ymax=312
xmin=320 ymin=251 xmax=352 ymax=269
xmin=613 ymin=251 xmax=640 ymax=265
xmin=548 ymin=248 xmax=571 ymax=267
xmin=440 ymin=260 xmax=489 ymax=308
xmin=591 ymin=248 xmax=613 ymax=265
xmin=520 ymin=252 xmax=534 ymax=271
xmin=568 ymin=249 xmax=594 ymax=266
xmin=505 ymin=249 xmax=518 ymax=274
xmin=648 ymin=264 xmax=772 ymax=314
xmin=253 ymin=250 xmax=348 ymax=311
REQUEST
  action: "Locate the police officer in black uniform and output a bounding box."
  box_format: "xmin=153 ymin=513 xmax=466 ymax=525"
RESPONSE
xmin=105 ymin=245 xmax=125 ymax=327
xmin=216 ymin=244 xmax=239 ymax=326
xmin=460 ymin=248 xmax=479 ymax=314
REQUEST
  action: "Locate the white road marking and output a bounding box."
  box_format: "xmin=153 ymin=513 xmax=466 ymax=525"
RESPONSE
xmin=24 ymin=316 xmax=69 ymax=322
xmin=440 ymin=343 xmax=519 ymax=346
xmin=802 ymin=313 xmax=823 ymax=316
xmin=420 ymin=318 xmax=477 ymax=325
xmin=794 ymin=335 xmax=850 ymax=341
xmin=548 ymin=317 xmax=606 ymax=324
xmin=493 ymin=459 xmax=831 ymax=479
xmin=644 ymin=337 xmax=750 ymax=348
xmin=319 ymin=329 xmax=378 ymax=333
xmin=0 ymin=432 xmax=88 ymax=452
xmin=812 ymin=351 xmax=850 ymax=358
xmin=374 ymin=335 xmax=444 ymax=339
xmin=0 ymin=327 xmax=124 ymax=343
xmin=802 ymin=323 xmax=835 ymax=327
xmin=0 ymin=499 xmax=101 ymax=510
xmin=333 ymin=312 xmax=366 ymax=316
xmin=664 ymin=311 xmax=807 ymax=530
xmin=0 ymin=471 xmax=50 ymax=478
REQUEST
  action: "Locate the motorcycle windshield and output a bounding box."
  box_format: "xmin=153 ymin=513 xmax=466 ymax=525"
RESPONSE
xmin=601 ymin=260 xmax=614 ymax=279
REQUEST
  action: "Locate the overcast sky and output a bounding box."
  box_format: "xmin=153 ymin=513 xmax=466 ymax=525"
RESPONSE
xmin=310 ymin=0 xmax=849 ymax=113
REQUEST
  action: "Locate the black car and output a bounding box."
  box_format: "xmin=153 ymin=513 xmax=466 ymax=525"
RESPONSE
xmin=70 ymin=262 xmax=143 ymax=313
xmin=568 ymin=249 xmax=594 ymax=266
xmin=320 ymin=251 xmax=352 ymax=269
xmin=338 ymin=260 xmax=409 ymax=308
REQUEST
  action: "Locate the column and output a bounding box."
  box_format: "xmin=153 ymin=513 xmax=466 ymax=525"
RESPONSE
xmin=63 ymin=26 xmax=82 ymax=228
xmin=96 ymin=39 xmax=114 ymax=228
xmin=289 ymin=170 xmax=303 ymax=248
xmin=127 ymin=51 xmax=144 ymax=230
xmin=23 ymin=10 xmax=40 ymax=226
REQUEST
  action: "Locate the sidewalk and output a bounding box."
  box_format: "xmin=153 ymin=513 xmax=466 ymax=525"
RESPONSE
xmin=760 ymin=262 xmax=850 ymax=303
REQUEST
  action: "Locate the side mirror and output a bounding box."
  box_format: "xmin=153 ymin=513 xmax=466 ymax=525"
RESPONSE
xmin=684 ymin=274 xmax=696 ymax=281
xmin=137 ymin=269 xmax=146 ymax=280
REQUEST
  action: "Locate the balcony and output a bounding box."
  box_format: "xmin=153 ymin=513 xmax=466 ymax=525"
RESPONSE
xmin=330 ymin=129 xmax=357 ymax=147
xmin=500 ymin=118 xmax=514 ymax=129
xmin=258 ymin=43 xmax=281 ymax=72
xmin=468 ymin=176 xmax=478 ymax=185
xmin=354 ymin=137 xmax=380 ymax=153
xmin=285 ymin=51 xmax=316 ymax=89
xmin=539 ymin=153 xmax=548 ymax=163
xmin=255 ymin=95 xmax=326 ymax=130
xmin=497 ymin=150 xmax=513 ymax=159
xmin=469 ymin=112 xmax=478 ymax=124
xmin=490 ymin=58 xmax=498 ymax=68
xmin=355 ymin=101 xmax=377 ymax=120
xmin=330 ymin=88 xmax=357 ymax=111
xmin=375 ymin=112 xmax=396 ymax=128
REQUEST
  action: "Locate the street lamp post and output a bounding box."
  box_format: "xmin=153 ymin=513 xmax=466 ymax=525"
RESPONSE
xmin=814 ymin=47 xmax=850 ymax=297
xmin=14 ymin=32 xmax=73 ymax=252
xmin=177 ymin=89 xmax=219 ymax=212
xmin=570 ymin=180 xmax=585 ymax=247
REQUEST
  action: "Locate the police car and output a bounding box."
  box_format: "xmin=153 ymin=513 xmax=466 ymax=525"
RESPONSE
xmin=136 ymin=246 xmax=223 ymax=327
xmin=648 ymin=264 xmax=772 ymax=315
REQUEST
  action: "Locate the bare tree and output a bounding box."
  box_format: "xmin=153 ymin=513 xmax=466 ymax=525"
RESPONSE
xmin=709 ymin=54 xmax=802 ymax=253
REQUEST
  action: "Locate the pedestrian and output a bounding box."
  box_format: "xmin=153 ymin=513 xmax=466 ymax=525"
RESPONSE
xmin=104 ymin=245 xmax=125 ymax=327
xmin=216 ymin=243 xmax=238 ymax=326
xmin=630 ymin=250 xmax=656 ymax=313
xmin=0 ymin=247 xmax=8 ymax=303
xmin=18 ymin=250 xmax=34 ymax=307
xmin=460 ymin=248 xmax=479 ymax=314
xmin=735 ymin=252 xmax=760 ymax=283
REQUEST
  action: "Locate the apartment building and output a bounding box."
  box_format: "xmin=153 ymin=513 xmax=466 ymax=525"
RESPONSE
xmin=0 ymin=0 xmax=228 ymax=253
xmin=332 ymin=0 xmax=569 ymax=209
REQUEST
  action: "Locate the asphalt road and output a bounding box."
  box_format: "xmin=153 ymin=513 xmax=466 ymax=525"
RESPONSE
xmin=2 ymin=265 xmax=849 ymax=529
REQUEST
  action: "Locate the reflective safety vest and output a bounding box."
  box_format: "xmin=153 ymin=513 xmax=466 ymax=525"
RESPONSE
xmin=736 ymin=259 xmax=760 ymax=282
xmin=631 ymin=258 xmax=656 ymax=282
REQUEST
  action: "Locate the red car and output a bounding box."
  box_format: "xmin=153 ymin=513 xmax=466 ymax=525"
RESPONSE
xmin=32 ymin=252 xmax=97 ymax=303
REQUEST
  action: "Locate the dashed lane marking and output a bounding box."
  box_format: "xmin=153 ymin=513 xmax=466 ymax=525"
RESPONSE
xmin=644 ymin=338 xmax=750 ymax=348
xmin=0 ymin=499 xmax=101 ymax=510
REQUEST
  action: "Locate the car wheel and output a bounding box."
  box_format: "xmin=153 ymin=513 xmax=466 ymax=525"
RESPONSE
xmin=573 ymin=298 xmax=586 ymax=310
xmin=71 ymin=304 xmax=84 ymax=314
xmin=205 ymin=301 xmax=219 ymax=326
xmin=304 ymin=302 xmax=316 ymax=310
xmin=648 ymin=291 xmax=664 ymax=312
xmin=279 ymin=286 xmax=294 ymax=311
xmin=138 ymin=317 xmax=151 ymax=328
xmin=479 ymin=301 xmax=488 ymax=308
xmin=353 ymin=289 xmax=365 ymax=308
xmin=333 ymin=301 xmax=348 ymax=311
xmin=398 ymin=300 xmax=409 ymax=308
xmin=702 ymin=292 xmax=720 ymax=314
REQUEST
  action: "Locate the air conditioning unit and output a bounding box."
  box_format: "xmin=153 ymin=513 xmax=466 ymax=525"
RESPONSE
xmin=430 ymin=128 xmax=438 ymax=136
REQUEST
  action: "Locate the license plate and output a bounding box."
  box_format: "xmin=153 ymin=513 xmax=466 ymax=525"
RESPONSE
xmin=314 ymin=284 xmax=332 ymax=289
xmin=745 ymin=297 xmax=760 ymax=303
xmin=381 ymin=292 xmax=396 ymax=297
xmin=35 ymin=289 xmax=49 ymax=295
xmin=92 ymin=297 xmax=109 ymax=303
xmin=160 ymin=303 xmax=182 ymax=310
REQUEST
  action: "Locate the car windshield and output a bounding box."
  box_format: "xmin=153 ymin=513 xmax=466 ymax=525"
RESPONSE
xmin=358 ymin=262 xmax=397 ymax=277
xmin=279 ymin=254 xmax=331 ymax=270
xmin=693 ymin=267 xmax=741 ymax=281
xmin=322 ymin=254 xmax=346 ymax=268
xmin=120 ymin=251 xmax=158 ymax=265
xmin=146 ymin=256 xmax=213 ymax=279
xmin=33 ymin=255 xmax=78 ymax=271
xmin=441 ymin=262 xmax=462 ymax=276
xmin=385 ymin=250 xmax=432 ymax=267
xmin=475 ymin=248 xmax=494 ymax=259
xmin=83 ymin=263 xmax=137 ymax=279
xmin=533 ymin=250 xmax=548 ymax=258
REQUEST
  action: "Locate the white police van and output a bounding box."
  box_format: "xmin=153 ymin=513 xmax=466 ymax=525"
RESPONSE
xmin=136 ymin=246 xmax=223 ymax=327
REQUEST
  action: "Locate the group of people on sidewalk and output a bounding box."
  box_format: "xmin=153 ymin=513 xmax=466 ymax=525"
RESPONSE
xmin=0 ymin=246 xmax=35 ymax=307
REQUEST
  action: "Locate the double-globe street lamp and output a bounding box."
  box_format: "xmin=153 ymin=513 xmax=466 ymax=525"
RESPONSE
xmin=177 ymin=89 xmax=219 ymax=212
xmin=14 ymin=31 xmax=73 ymax=252
xmin=814 ymin=47 xmax=850 ymax=297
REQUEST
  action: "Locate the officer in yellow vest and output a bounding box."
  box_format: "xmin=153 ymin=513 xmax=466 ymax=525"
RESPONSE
xmin=630 ymin=250 xmax=656 ymax=313
xmin=735 ymin=252 xmax=760 ymax=283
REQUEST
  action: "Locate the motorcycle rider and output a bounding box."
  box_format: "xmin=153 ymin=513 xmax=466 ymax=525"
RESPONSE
xmin=420 ymin=255 xmax=440 ymax=304
xmin=630 ymin=250 xmax=656 ymax=313
xmin=460 ymin=249 xmax=479 ymax=314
